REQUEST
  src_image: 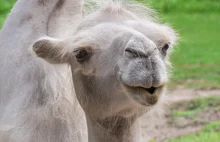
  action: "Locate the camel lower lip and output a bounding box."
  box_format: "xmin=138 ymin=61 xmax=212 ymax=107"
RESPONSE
xmin=121 ymin=83 xmax=161 ymax=106
xmin=129 ymin=93 xmax=158 ymax=106
xmin=124 ymin=87 xmax=159 ymax=106
xmin=146 ymin=96 xmax=158 ymax=105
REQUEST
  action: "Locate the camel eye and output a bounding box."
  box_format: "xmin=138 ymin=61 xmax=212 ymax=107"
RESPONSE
xmin=125 ymin=48 xmax=147 ymax=58
xmin=162 ymin=44 xmax=169 ymax=51
xmin=74 ymin=48 xmax=91 ymax=63
xmin=161 ymin=44 xmax=169 ymax=56
xmin=125 ymin=48 xmax=137 ymax=58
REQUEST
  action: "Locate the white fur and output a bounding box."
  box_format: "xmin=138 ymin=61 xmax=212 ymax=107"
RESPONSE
xmin=0 ymin=0 xmax=177 ymax=142
xmin=0 ymin=0 xmax=86 ymax=141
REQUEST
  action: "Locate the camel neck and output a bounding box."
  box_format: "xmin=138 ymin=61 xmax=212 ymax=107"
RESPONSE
xmin=86 ymin=115 xmax=142 ymax=142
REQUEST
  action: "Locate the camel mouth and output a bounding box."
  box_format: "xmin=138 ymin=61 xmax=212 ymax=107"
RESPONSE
xmin=119 ymin=75 xmax=164 ymax=106
xmin=145 ymin=87 xmax=157 ymax=94
xmin=121 ymin=84 xmax=163 ymax=106
xmin=124 ymin=85 xmax=161 ymax=95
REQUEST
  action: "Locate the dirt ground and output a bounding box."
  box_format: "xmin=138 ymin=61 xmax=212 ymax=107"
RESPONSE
xmin=141 ymin=88 xmax=220 ymax=142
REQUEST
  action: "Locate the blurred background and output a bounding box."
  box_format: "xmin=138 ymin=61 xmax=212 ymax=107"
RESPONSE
xmin=0 ymin=0 xmax=219 ymax=141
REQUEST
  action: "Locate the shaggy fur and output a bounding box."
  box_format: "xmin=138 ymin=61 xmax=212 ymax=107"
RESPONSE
xmin=0 ymin=0 xmax=177 ymax=142
xmin=0 ymin=0 xmax=86 ymax=142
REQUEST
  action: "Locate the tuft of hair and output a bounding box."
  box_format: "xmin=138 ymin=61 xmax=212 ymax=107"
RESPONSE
xmin=84 ymin=0 xmax=157 ymax=21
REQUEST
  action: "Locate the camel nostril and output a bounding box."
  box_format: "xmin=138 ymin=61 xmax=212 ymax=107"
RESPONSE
xmin=146 ymin=87 xmax=156 ymax=94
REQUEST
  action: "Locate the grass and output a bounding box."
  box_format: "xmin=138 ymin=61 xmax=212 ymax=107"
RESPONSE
xmin=171 ymin=96 xmax=220 ymax=118
xmin=0 ymin=0 xmax=15 ymax=13
xmin=169 ymin=121 xmax=220 ymax=142
xmin=0 ymin=0 xmax=16 ymax=27
xmin=137 ymin=0 xmax=220 ymax=14
xmin=165 ymin=13 xmax=220 ymax=88
xmin=169 ymin=97 xmax=220 ymax=142
xmin=202 ymin=121 xmax=220 ymax=132
xmin=169 ymin=130 xmax=220 ymax=142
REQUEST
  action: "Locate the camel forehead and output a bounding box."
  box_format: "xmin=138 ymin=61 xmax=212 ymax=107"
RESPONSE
xmin=80 ymin=23 xmax=152 ymax=47
xmin=78 ymin=21 xmax=165 ymax=45
xmin=79 ymin=12 xmax=173 ymax=47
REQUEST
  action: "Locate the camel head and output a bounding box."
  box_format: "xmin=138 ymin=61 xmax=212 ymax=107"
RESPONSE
xmin=32 ymin=4 xmax=177 ymax=119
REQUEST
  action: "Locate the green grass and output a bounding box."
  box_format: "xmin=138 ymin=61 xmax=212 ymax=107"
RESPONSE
xmin=0 ymin=0 xmax=16 ymax=27
xmin=165 ymin=13 xmax=220 ymax=88
xmin=171 ymin=96 xmax=220 ymax=117
xmin=202 ymin=121 xmax=220 ymax=132
xmin=169 ymin=97 xmax=220 ymax=141
xmin=169 ymin=121 xmax=220 ymax=142
xmin=0 ymin=0 xmax=15 ymax=13
xmin=169 ymin=131 xmax=220 ymax=142
xmin=137 ymin=0 xmax=220 ymax=14
xmin=172 ymin=110 xmax=196 ymax=118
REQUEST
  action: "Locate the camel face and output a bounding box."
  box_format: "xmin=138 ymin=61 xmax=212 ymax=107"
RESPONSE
xmin=70 ymin=25 xmax=168 ymax=109
xmin=33 ymin=3 xmax=176 ymax=118
xmin=33 ymin=23 xmax=170 ymax=118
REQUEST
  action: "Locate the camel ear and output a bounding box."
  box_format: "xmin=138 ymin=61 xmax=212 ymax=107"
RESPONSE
xmin=33 ymin=37 xmax=70 ymax=64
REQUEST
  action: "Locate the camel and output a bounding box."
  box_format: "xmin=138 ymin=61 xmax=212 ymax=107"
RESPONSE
xmin=0 ymin=0 xmax=177 ymax=142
